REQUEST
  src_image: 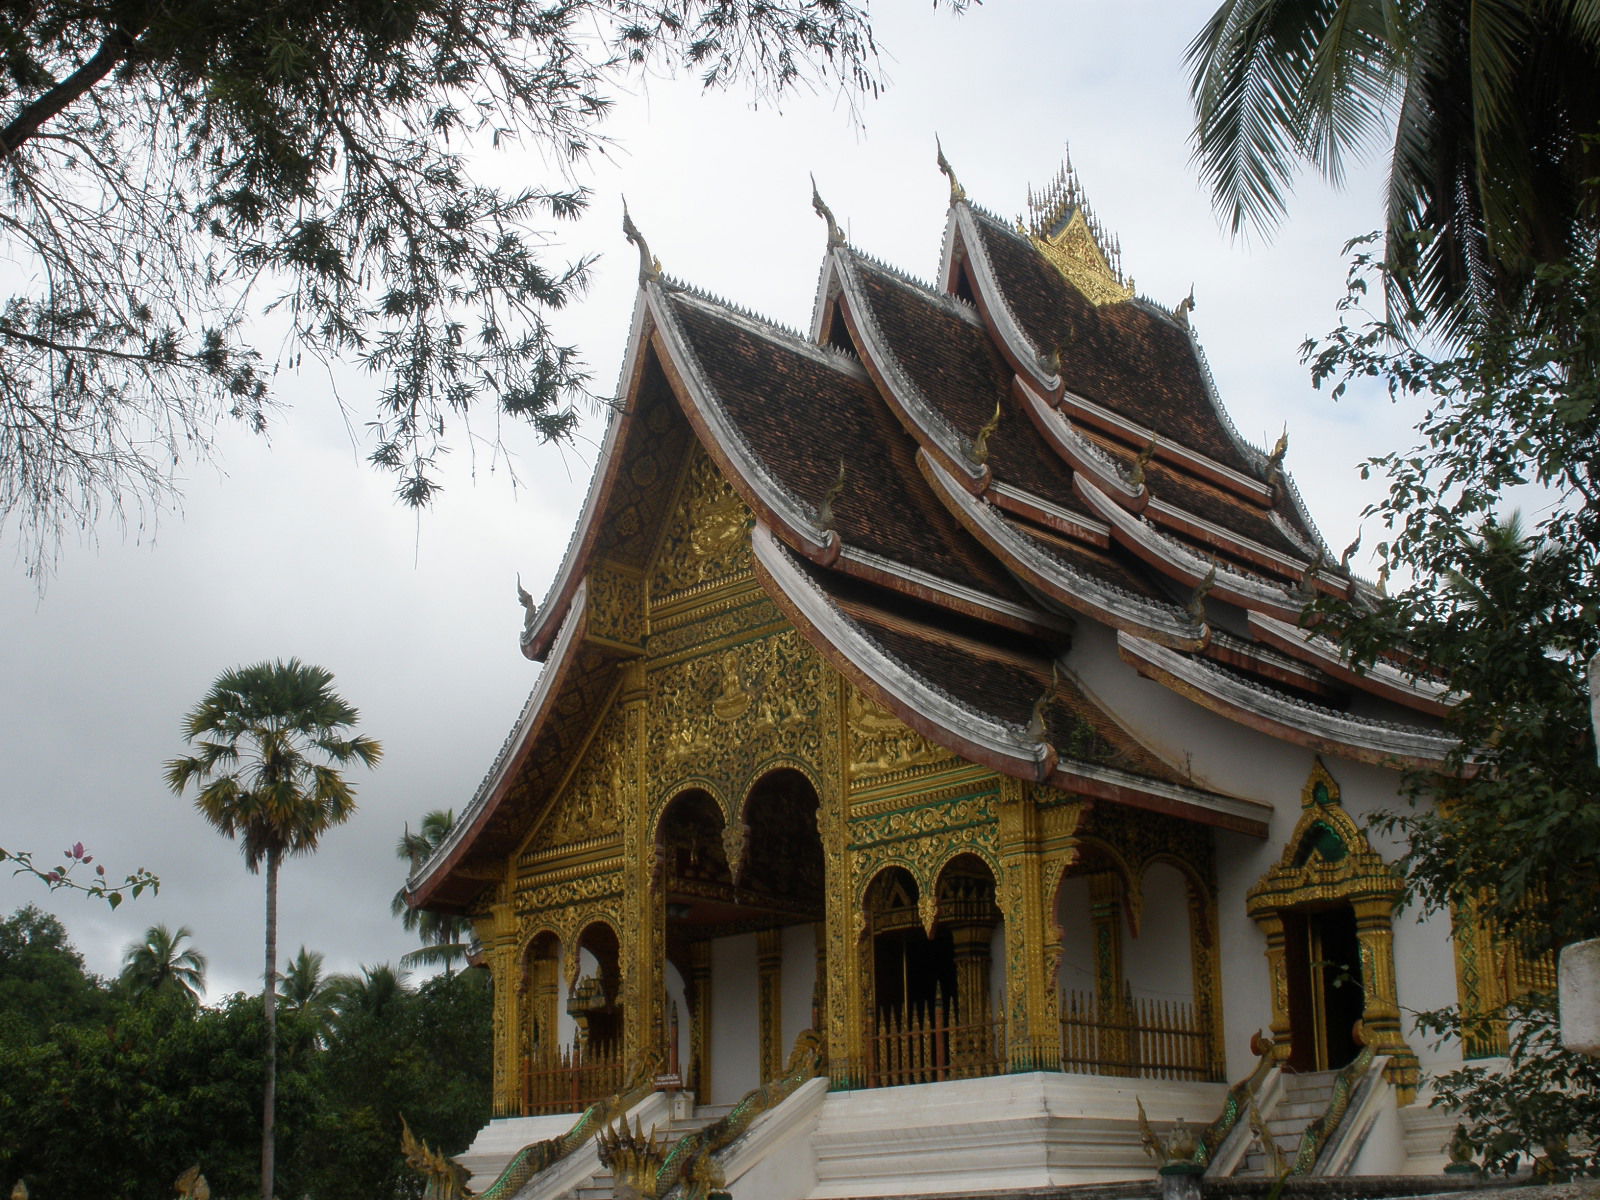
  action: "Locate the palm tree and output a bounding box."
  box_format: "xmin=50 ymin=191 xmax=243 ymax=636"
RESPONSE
xmin=392 ymin=809 xmax=474 ymax=974
xmin=279 ymin=946 xmax=336 ymax=1049
xmin=120 ymin=923 xmax=207 ymax=1004
xmin=166 ymin=659 xmax=381 ymax=1200
xmin=1187 ymin=0 xmax=1600 ymax=335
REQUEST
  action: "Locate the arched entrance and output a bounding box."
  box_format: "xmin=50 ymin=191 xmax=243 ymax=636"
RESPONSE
xmin=1246 ymin=761 xmax=1418 ymax=1096
xmin=657 ymin=772 xmax=825 ymax=1101
xmin=864 ymin=856 xmax=1004 ymax=1086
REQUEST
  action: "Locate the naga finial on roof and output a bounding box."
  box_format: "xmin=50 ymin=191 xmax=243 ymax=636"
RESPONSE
xmin=621 ymin=198 xmax=662 ymax=285
xmin=935 ymin=134 xmax=966 ymax=205
xmin=810 ymin=174 xmax=846 ymax=247
xmin=971 ymin=400 xmax=1002 ymax=465
xmin=818 ymin=459 xmax=847 ymax=531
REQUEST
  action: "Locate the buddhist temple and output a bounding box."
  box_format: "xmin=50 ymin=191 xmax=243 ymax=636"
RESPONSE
xmin=406 ymin=153 xmax=1541 ymax=1199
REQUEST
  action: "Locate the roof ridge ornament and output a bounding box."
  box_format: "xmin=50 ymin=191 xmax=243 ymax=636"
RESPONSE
xmin=818 ymin=459 xmax=847 ymax=532
xmin=1025 ymin=662 xmax=1059 ymax=743
xmin=621 ymin=197 xmax=662 ymax=285
xmin=810 ymin=174 xmax=846 ymax=247
xmin=971 ymin=400 xmax=1002 ymax=465
xmin=1127 ymin=438 xmax=1158 ymax=488
xmin=1175 ymin=284 xmax=1197 ymax=327
xmin=935 ymin=134 xmax=966 ymax=205
xmin=1021 ymin=146 xmax=1134 ymax=307
xmin=1188 ymin=558 xmax=1218 ymax=623
xmin=1265 ymin=426 xmax=1289 ymax=490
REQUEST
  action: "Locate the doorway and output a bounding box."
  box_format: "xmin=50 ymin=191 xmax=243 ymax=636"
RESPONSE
xmin=1282 ymin=904 xmax=1363 ymax=1072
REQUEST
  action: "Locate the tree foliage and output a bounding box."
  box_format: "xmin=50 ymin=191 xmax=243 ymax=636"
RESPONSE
xmin=166 ymin=657 xmax=381 ymax=1200
xmin=1187 ymin=0 xmax=1600 ymax=336
xmin=0 ymin=0 xmax=938 ymax=576
xmin=1304 ymin=244 xmax=1600 ymax=955
xmin=0 ymin=909 xmax=491 ymax=1200
xmin=120 ymin=922 xmax=209 ymax=1004
xmin=394 ymin=809 xmax=474 ymax=972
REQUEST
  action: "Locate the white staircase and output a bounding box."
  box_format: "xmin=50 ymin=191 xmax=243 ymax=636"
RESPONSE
xmin=1238 ymin=1069 xmax=1337 ymax=1176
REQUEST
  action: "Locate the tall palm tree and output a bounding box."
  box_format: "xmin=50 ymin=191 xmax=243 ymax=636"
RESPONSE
xmin=1187 ymin=0 xmax=1600 ymax=335
xmin=166 ymin=659 xmax=381 ymax=1200
xmin=392 ymin=808 xmax=474 ymax=974
xmin=120 ymin=923 xmax=207 ymax=1004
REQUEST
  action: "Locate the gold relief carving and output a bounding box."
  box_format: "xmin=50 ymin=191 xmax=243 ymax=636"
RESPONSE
xmin=650 ymin=450 xmax=752 ymax=597
xmin=711 ymin=651 xmax=751 ymax=720
xmin=515 ymin=869 xmax=624 ymax=916
xmin=918 ymin=890 xmax=938 ymax=938
xmin=648 ymin=593 xmax=780 ymax=656
xmin=848 ymin=790 xmax=997 ymax=860
xmin=722 ymin=822 xmax=749 ymax=883
xmin=587 ymin=560 xmax=645 ymax=649
xmin=1032 ymin=208 xmax=1135 ymax=307
xmin=846 ymin=689 xmax=953 ymax=780
xmin=646 ymin=627 xmax=826 ymax=816
xmin=526 ymin=715 xmax=628 ymax=855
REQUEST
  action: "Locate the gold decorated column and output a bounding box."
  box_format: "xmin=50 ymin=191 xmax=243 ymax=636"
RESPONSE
xmin=999 ymin=779 xmax=1058 ymax=1071
xmin=1352 ymin=896 xmax=1419 ymax=1099
xmin=1256 ymin=912 xmax=1294 ymax=1068
xmin=1088 ymin=872 xmax=1129 ymax=1073
xmin=476 ymin=895 xmax=520 ymax=1115
xmin=688 ymin=941 xmax=713 ymax=1100
xmin=758 ymin=928 xmax=783 ymax=1080
xmin=618 ymin=661 xmax=664 ymax=1070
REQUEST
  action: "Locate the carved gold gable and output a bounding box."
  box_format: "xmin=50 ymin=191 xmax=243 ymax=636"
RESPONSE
xmin=1033 ymin=208 xmax=1134 ymax=307
xmin=650 ymin=446 xmax=753 ymax=599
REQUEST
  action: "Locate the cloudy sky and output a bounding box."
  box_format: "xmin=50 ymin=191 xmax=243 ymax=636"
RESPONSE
xmin=0 ymin=2 xmax=1408 ymax=999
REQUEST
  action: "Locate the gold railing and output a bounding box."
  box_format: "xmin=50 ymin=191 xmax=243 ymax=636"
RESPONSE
xmin=868 ymin=1004 xmax=1006 ymax=1088
xmin=520 ymin=1040 xmax=625 ymax=1116
xmin=1060 ymin=988 xmax=1216 ymax=1082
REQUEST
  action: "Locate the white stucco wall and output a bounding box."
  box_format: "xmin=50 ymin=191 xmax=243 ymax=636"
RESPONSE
xmin=1125 ymin=861 xmax=1195 ymax=1004
xmin=781 ymin=923 xmax=818 ymax=1054
xmin=1068 ymin=619 xmax=1467 ymax=1081
xmin=711 ymin=931 xmax=761 ymax=1103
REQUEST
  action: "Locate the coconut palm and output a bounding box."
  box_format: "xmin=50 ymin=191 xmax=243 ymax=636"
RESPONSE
xmin=1187 ymin=0 xmax=1600 ymax=335
xmin=166 ymin=659 xmax=381 ymax=1200
xmin=392 ymin=808 xmax=475 ymax=974
xmin=120 ymin=923 xmax=207 ymax=1004
xmin=279 ymin=946 xmax=337 ymax=1049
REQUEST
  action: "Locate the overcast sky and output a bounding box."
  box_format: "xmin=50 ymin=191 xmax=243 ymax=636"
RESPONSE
xmin=0 ymin=2 xmax=1408 ymax=1000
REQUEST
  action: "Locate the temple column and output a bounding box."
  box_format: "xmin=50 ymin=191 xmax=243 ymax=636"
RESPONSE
xmin=1351 ymin=896 xmax=1419 ymax=1100
xmin=478 ymin=897 xmax=520 ymax=1116
xmin=1256 ymin=912 xmax=1294 ymax=1069
xmin=618 ymin=662 xmax=664 ymax=1071
xmin=1088 ymin=872 xmax=1130 ymax=1073
xmin=688 ymin=941 xmax=713 ymax=1100
xmin=758 ymin=928 xmax=784 ymax=1080
xmin=1000 ymin=781 xmax=1059 ymax=1071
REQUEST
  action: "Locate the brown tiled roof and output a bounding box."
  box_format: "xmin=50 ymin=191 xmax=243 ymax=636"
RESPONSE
xmin=663 ymin=290 xmax=1032 ymax=608
xmin=849 ymin=258 xmax=1094 ymax=518
xmin=845 ymin=606 xmax=1184 ymax=784
xmin=968 ymin=210 xmax=1259 ymax=477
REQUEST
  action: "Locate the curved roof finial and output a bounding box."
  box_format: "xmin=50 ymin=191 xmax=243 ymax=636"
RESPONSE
xmin=621 ymin=197 xmax=662 ymax=285
xmin=810 ymin=174 xmax=846 ymax=247
xmin=935 ymin=134 xmax=966 ymax=205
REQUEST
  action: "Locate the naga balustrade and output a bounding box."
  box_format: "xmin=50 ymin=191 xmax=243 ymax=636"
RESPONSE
xmin=1059 ymin=987 xmax=1217 ymax=1081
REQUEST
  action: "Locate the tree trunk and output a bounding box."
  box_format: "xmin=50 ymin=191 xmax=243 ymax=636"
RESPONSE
xmin=263 ymin=849 xmax=279 ymax=1200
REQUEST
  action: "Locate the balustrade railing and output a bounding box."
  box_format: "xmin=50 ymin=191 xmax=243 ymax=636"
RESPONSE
xmin=1059 ymin=988 xmax=1216 ymax=1081
xmin=868 ymin=1004 xmax=1007 ymax=1088
xmin=520 ymin=1040 xmax=625 ymax=1115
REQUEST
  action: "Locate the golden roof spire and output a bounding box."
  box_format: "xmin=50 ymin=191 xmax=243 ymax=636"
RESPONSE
xmin=1021 ymin=146 xmax=1132 ymax=307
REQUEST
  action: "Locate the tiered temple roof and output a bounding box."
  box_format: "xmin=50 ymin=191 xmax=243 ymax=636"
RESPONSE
xmin=413 ymin=156 xmax=1452 ymax=914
